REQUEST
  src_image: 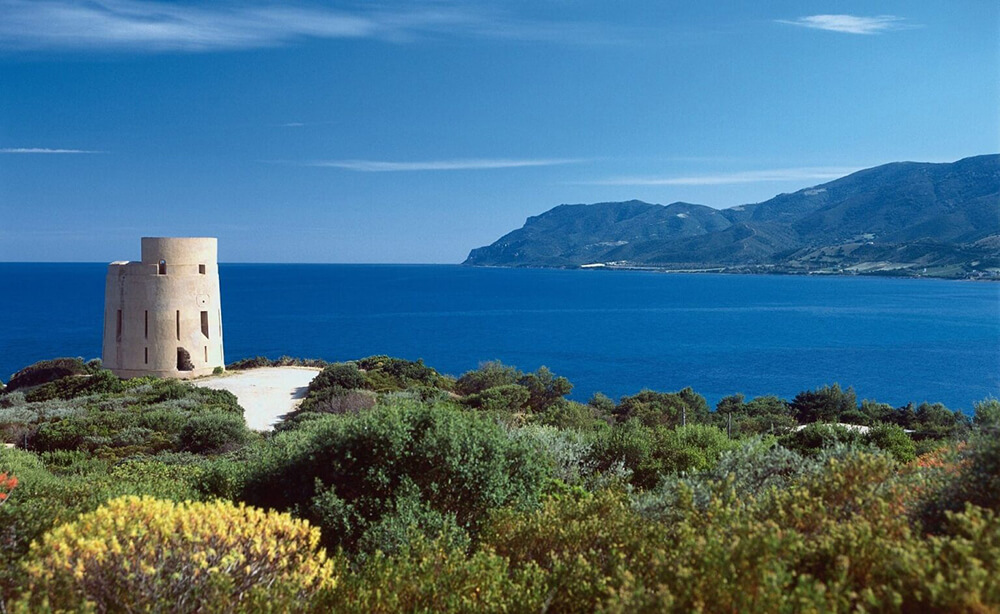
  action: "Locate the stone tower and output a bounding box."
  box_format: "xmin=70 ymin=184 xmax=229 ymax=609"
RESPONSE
xmin=102 ymin=237 xmax=225 ymax=378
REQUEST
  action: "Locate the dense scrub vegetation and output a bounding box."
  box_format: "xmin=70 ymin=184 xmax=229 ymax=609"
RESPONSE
xmin=0 ymin=356 xmax=997 ymax=612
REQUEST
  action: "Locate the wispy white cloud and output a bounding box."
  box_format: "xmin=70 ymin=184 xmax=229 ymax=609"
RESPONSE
xmin=579 ymin=167 xmax=861 ymax=186
xmin=0 ymin=147 xmax=103 ymax=153
xmin=0 ymin=0 xmax=625 ymax=52
xmin=776 ymin=14 xmax=912 ymax=35
xmin=303 ymin=158 xmax=586 ymax=172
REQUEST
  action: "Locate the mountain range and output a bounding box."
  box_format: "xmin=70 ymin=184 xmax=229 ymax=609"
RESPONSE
xmin=464 ymin=154 xmax=1000 ymax=278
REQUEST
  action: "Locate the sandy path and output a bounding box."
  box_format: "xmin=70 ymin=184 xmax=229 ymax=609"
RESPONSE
xmin=193 ymin=367 xmax=321 ymax=431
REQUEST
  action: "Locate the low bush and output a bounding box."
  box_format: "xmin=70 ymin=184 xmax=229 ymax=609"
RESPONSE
xmin=14 ymin=496 xmax=336 ymax=612
xmin=24 ymin=369 xmax=127 ymax=402
xmin=864 ymin=422 xmax=917 ymax=462
xmin=462 ymin=383 xmax=530 ymax=414
xmin=322 ymin=534 xmax=547 ymax=613
xmin=486 ymin=450 xmax=1000 ymax=612
xmin=588 ymin=422 xmax=738 ymax=489
xmin=507 ymin=424 xmax=594 ymax=486
xmin=227 ymin=356 xmax=329 ymax=370
xmin=180 ymin=411 xmax=250 ymax=453
xmin=4 ymin=358 xmax=95 ymax=392
xmin=355 ymin=355 xmax=451 ymax=392
xmin=920 ymin=433 xmax=1000 ymax=533
xmin=653 ymin=424 xmax=741 ymax=475
xmin=777 ymin=422 xmax=863 ymax=456
xmin=308 ymin=363 xmax=367 ymax=395
xmin=536 ymin=399 xmax=611 ymax=432
xmin=309 ymin=388 xmax=378 ymax=415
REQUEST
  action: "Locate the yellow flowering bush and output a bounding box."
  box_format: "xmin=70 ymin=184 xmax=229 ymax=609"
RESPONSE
xmin=15 ymin=495 xmax=336 ymax=613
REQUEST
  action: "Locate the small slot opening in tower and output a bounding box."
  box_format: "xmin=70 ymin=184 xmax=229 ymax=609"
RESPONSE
xmin=176 ymin=310 xmax=180 ymax=341
xmin=199 ymin=264 xmax=206 ymax=274
xmin=200 ymin=311 xmax=209 ymax=338
xmin=158 ymin=260 xmax=167 ymax=275
xmin=204 ymin=346 xmax=208 ymax=362
xmin=144 ymin=347 xmax=148 ymax=364
xmin=116 ymin=310 xmax=122 ymax=342
xmin=144 ymin=310 xmax=148 ymax=339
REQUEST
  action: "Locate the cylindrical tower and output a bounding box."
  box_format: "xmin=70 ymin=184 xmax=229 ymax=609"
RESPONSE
xmin=102 ymin=237 xmax=225 ymax=379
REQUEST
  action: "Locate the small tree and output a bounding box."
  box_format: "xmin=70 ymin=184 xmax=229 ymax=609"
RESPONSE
xmin=973 ymin=399 xmax=1000 ymax=430
xmin=791 ymin=383 xmax=857 ymax=423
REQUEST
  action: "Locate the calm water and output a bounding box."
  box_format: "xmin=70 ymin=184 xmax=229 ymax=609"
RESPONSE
xmin=1 ymin=263 xmax=997 ymax=412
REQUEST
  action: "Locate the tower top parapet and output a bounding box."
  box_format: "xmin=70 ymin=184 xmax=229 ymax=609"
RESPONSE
xmin=140 ymin=237 xmax=217 ymax=266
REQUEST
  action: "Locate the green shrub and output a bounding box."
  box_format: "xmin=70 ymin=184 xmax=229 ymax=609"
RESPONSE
xmin=587 ymin=392 xmax=616 ymax=415
xmin=588 ymin=421 xmax=739 ymax=489
xmin=536 ymin=399 xmax=610 ymax=432
xmin=634 ymin=438 xmax=805 ymax=522
xmin=24 ymin=369 xmax=126 ymax=402
xmin=4 ymin=358 xmax=94 ymax=392
xmin=653 ymin=424 xmax=741 ymax=475
xmin=507 ymin=424 xmax=594 ymax=486
xmin=308 ymin=363 xmax=367 ymax=394
xmin=355 ymin=355 xmax=451 ymax=392
xmin=777 ymin=422 xmax=862 ymax=456
xmin=588 ymin=420 xmax=657 ymax=488
xmin=864 ymin=422 xmax=917 ymax=463
xmin=322 ymin=534 xmax=547 ymax=613
xmin=487 ymin=450 xmax=1000 ymax=613
xmin=179 ymin=412 xmax=250 ymax=453
xmin=614 ymin=387 xmax=710 ymax=427
xmin=456 ymin=362 xmax=571 ymax=414
xmin=238 ymin=399 xmax=549 ymax=555
xmin=32 ymin=418 xmax=90 ymax=452
xmin=0 ymin=446 xmax=216 ymax=602
xmin=462 ymin=383 xmax=530 ymax=413
xmin=719 ymin=394 xmax=798 ymax=436
xmin=455 ymin=361 xmax=521 ymax=396
xmin=108 ymin=459 xmax=206 ymax=498
xmin=920 ymin=433 xmax=1000 ymax=533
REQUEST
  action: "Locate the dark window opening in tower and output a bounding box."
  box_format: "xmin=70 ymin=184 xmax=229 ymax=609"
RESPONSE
xmin=158 ymin=260 xmax=167 ymax=275
xmin=177 ymin=347 xmax=194 ymax=371
xmin=116 ymin=310 xmax=122 ymax=342
xmin=199 ymin=264 xmax=206 ymax=274
xmin=201 ymin=311 xmax=209 ymax=338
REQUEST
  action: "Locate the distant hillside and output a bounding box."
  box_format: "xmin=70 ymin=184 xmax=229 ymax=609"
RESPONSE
xmin=464 ymin=155 xmax=1000 ymax=278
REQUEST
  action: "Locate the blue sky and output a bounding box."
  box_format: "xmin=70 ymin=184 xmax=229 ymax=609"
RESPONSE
xmin=0 ymin=1 xmax=996 ymax=263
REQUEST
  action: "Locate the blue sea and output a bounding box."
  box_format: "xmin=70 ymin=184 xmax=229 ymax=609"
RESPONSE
xmin=1 ymin=263 xmax=997 ymax=412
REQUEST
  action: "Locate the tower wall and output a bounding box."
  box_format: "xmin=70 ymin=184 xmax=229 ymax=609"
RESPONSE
xmin=102 ymin=237 xmax=225 ymax=379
